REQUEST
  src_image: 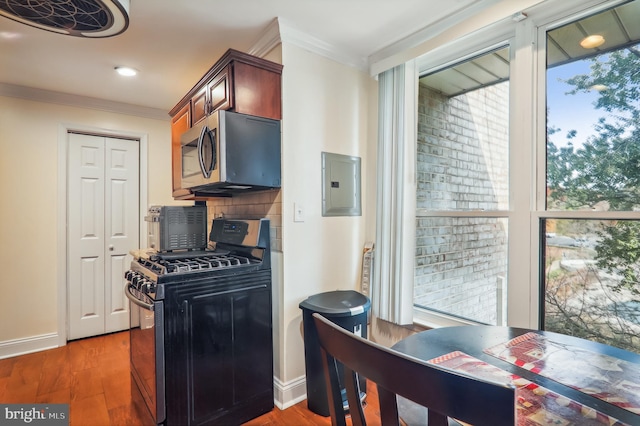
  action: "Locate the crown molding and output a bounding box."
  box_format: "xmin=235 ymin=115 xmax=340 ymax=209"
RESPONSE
xmin=0 ymin=82 xmax=169 ymax=121
xmin=271 ymin=17 xmax=368 ymax=72
xmin=248 ymin=18 xmax=282 ymax=58
xmin=368 ymin=0 xmax=499 ymax=70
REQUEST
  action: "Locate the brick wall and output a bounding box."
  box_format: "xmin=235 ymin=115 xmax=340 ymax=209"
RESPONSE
xmin=415 ymin=83 xmax=509 ymax=324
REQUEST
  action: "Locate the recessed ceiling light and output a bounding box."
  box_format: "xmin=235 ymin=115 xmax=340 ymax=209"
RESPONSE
xmin=115 ymin=66 xmax=138 ymax=77
xmin=580 ymin=34 xmax=605 ymax=49
xmin=0 ymin=31 xmax=21 ymax=39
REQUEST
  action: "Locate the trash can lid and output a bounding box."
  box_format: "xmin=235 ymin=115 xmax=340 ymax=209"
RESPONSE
xmin=299 ymin=290 xmax=371 ymax=316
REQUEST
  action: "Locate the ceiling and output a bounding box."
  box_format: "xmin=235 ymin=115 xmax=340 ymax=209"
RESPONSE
xmin=0 ymin=0 xmax=496 ymax=117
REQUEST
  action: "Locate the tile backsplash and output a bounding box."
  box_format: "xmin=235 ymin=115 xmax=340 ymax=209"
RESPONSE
xmin=206 ymin=190 xmax=282 ymax=252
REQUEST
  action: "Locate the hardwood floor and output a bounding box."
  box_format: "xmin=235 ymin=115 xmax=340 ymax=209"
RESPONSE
xmin=244 ymin=381 xmax=382 ymax=426
xmin=0 ymin=331 xmax=381 ymax=425
xmin=0 ymin=331 xmax=141 ymax=425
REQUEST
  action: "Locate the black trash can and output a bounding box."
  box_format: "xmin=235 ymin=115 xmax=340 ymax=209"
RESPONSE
xmin=299 ymin=290 xmax=371 ymax=417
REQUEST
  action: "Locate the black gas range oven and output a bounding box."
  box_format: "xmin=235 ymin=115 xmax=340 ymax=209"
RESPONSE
xmin=125 ymin=218 xmax=274 ymax=425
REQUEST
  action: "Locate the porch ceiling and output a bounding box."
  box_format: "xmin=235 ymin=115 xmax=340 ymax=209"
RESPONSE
xmin=420 ymin=1 xmax=640 ymax=97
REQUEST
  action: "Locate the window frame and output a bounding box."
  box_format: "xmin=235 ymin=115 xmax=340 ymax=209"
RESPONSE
xmin=413 ymin=34 xmax=531 ymax=328
xmin=409 ymin=0 xmax=634 ymax=330
xmin=536 ymin=3 xmax=640 ymax=335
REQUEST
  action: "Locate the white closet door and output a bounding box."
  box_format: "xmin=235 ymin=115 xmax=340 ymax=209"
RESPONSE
xmin=105 ymin=136 xmax=139 ymax=333
xmin=68 ymin=133 xmax=139 ymax=340
xmin=68 ymin=133 xmax=106 ymax=339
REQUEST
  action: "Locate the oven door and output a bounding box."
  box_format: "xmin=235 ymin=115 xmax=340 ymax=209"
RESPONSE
xmin=180 ymin=115 xmax=219 ymax=190
xmin=126 ymin=285 xmax=165 ymax=424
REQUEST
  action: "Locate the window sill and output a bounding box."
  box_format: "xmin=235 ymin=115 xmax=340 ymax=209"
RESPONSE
xmin=413 ymin=307 xmax=483 ymax=329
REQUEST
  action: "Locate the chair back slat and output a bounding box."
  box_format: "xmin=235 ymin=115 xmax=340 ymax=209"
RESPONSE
xmin=312 ymin=313 xmax=516 ymax=426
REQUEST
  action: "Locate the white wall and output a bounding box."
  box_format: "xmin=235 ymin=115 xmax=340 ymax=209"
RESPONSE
xmin=0 ymin=95 xmax=175 ymax=350
xmin=277 ymin=43 xmax=378 ymax=399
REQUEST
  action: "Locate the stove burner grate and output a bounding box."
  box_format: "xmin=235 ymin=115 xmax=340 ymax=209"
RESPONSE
xmin=140 ymin=253 xmax=255 ymax=275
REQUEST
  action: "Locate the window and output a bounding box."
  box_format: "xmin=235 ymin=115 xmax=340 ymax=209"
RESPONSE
xmin=405 ymin=0 xmax=640 ymax=350
xmin=542 ymin=1 xmax=640 ymax=352
xmin=415 ymin=47 xmax=510 ymax=325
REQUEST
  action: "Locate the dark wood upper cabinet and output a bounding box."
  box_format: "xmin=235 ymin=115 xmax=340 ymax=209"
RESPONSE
xmin=231 ymin=61 xmax=282 ymax=119
xmin=168 ymin=49 xmax=283 ymax=200
xmin=170 ymin=103 xmax=190 ymax=195
xmin=208 ymin=65 xmax=231 ymax=113
xmin=190 ymin=86 xmax=208 ymax=126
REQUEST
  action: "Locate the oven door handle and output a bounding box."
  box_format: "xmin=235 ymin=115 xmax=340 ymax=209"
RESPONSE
xmin=125 ymin=284 xmax=154 ymax=311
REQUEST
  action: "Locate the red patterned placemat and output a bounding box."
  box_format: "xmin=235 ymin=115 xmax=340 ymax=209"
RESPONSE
xmin=484 ymin=332 xmax=640 ymax=415
xmin=428 ymin=351 xmax=629 ymax=425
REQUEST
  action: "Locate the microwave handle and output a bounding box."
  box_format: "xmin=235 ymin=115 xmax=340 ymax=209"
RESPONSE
xmin=210 ymin=128 xmax=217 ymax=175
xmin=197 ymin=126 xmax=216 ymax=178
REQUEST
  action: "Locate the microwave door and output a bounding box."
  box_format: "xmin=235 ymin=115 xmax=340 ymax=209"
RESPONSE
xmin=181 ymin=126 xmax=206 ymax=188
xmin=199 ymin=127 xmax=217 ymax=179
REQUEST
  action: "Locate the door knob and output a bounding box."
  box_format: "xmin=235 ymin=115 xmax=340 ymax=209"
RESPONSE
xmin=109 ymin=245 xmax=114 ymax=251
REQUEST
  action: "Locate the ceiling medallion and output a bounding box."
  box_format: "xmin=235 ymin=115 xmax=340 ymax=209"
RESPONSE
xmin=0 ymin=0 xmax=130 ymax=38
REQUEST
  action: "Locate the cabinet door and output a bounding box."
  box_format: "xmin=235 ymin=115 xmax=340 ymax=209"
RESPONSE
xmin=191 ymin=86 xmax=207 ymax=125
xmin=172 ymin=275 xmax=273 ymax=425
xmin=232 ymin=61 xmax=281 ymax=119
xmin=208 ymin=65 xmax=232 ymax=113
xmin=171 ymin=103 xmax=190 ymax=194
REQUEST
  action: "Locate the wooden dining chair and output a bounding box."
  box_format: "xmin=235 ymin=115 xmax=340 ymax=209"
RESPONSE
xmin=312 ymin=313 xmax=516 ymax=426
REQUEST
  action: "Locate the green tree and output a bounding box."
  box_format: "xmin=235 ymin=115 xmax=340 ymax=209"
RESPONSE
xmin=546 ymin=45 xmax=640 ymax=348
xmin=547 ymin=47 xmax=640 ymax=211
xmin=595 ymin=221 xmax=640 ymax=296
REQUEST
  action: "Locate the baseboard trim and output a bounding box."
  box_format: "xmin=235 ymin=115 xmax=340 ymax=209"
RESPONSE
xmin=0 ymin=333 xmax=60 ymax=360
xmin=274 ymin=375 xmax=307 ymax=410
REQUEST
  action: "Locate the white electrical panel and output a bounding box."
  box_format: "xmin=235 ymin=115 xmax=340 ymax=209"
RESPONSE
xmin=321 ymin=152 xmax=362 ymax=217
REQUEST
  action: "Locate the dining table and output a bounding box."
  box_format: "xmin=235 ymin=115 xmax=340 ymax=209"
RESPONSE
xmin=391 ymin=325 xmax=640 ymax=426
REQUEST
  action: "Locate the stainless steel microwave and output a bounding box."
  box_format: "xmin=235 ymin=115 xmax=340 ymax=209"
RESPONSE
xmin=180 ymin=110 xmax=281 ymax=195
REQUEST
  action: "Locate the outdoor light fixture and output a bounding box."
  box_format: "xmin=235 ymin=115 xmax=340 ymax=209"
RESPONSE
xmin=590 ymin=84 xmax=608 ymax=92
xmin=580 ymin=34 xmax=605 ymax=49
xmin=115 ymin=66 xmax=138 ymax=77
